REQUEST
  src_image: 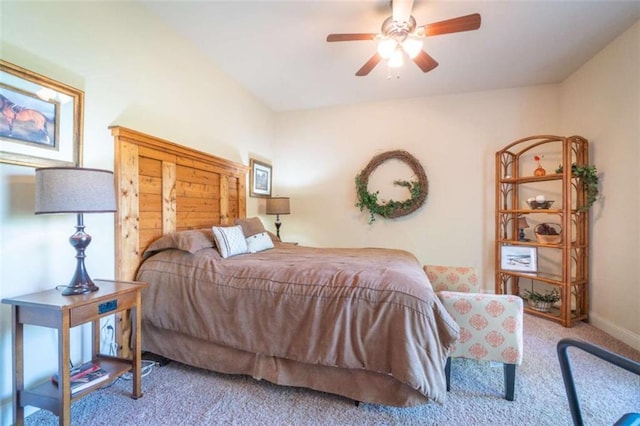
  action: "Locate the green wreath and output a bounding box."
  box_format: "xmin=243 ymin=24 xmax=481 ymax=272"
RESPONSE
xmin=355 ymin=150 xmax=428 ymax=224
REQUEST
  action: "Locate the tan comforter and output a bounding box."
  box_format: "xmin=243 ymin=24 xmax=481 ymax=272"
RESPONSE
xmin=137 ymin=244 xmax=459 ymax=404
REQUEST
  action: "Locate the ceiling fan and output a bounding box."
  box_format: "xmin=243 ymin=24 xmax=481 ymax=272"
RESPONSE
xmin=326 ymin=0 xmax=481 ymax=76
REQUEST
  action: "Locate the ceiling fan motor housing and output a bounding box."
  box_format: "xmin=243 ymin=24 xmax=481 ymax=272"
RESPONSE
xmin=381 ymin=15 xmax=417 ymax=42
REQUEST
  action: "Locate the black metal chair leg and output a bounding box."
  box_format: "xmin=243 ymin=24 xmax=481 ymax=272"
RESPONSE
xmin=557 ymin=338 xmax=640 ymax=426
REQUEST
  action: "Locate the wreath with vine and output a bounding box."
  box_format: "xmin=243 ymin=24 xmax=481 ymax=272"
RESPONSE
xmin=355 ymin=150 xmax=429 ymax=224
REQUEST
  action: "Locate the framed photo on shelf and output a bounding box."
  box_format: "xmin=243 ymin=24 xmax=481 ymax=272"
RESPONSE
xmin=0 ymin=60 xmax=84 ymax=168
xmin=501 ymin=245 xmax=538 ymax=273
xmin=249 ymin=158 xmax=272 ymax=198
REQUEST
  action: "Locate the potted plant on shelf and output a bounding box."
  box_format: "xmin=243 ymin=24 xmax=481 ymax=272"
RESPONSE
xmin=555 ymin=163 xmax=599 ymax=211
xmin=522 ymin=288 xmax=560 ymax=313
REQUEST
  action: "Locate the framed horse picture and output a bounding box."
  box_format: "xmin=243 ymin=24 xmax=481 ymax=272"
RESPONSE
xmin=0 ymin=60 xmax=84 ymax=168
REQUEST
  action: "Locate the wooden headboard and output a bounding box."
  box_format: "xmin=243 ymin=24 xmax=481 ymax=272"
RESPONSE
xmin=111 ymin=126 xmax=248 ymax=282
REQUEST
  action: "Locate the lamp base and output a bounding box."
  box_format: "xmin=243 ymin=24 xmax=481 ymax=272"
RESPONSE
xmin=518 ymin=228 xmax=527 ymax=242
xmin=60 ymin=213 xmax=100 ymax=296
xmin=61 ymin=284 xmax=92 ymax=296
xmin=61 ymin=280 xmax=99 ymax=296
xmin=274 ymin=214 xmax=282 ymax=240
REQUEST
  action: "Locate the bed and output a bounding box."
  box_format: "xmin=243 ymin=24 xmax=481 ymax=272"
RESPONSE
xmin=111 ymin=126 xmax=459 ymax=407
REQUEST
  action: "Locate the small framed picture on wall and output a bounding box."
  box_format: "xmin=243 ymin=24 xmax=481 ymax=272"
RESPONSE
xmin=250 ymin=158 xmax=272 ymax=198
xmin=501 ymin=245 xmax=538 ymax=273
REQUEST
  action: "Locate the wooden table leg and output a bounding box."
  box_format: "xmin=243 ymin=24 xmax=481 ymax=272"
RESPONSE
xmin=58 ymin=312 xmax=71 ymax=426
xmin=92 ymin=318 xmax=100 ymax=358
xmin=12 ymin=306 xmax=24 ymax=426
xmin=131 ymin=304 xmax=143 ymax=399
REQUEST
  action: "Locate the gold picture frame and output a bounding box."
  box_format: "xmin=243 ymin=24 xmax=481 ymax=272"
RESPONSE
xmin=0 ymin=60 xmax=84 ymax=167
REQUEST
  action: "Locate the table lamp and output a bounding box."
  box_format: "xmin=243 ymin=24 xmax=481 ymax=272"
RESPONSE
xmin=266 ymin=196 xmax=290 ymax=240
xmin=518 ymin=216 xmax=530 ymax=241
xmin=35 ymin=167 xmax=116 ymax=296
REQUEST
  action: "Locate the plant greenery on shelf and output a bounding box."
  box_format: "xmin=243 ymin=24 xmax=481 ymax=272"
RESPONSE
xmin=522 ymin=288 xmax=560 ymax=303
xmin=555 ymin=163 xmax=599 ymax=211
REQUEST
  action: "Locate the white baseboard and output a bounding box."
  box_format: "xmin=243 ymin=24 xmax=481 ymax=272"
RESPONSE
xmin=589 ymin=312 xmax=640 ymax=352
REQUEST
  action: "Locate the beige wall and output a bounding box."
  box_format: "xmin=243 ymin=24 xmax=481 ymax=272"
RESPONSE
xmin=0 ymin=2 xmax=274 ymax=422
xmin=559 ymin=21 xmax=640 ymax=345
xmin=273 ymin=87 xmax=561 ymax=269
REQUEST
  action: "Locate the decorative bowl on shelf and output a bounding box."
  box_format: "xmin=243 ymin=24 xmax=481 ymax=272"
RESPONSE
xmin=528 ymin=299 xmax=553 ymax=312
xmin=527 ymin=200 xmax=554 ymax=210
xmin=534 ymin=223 xmax=562 ymax=244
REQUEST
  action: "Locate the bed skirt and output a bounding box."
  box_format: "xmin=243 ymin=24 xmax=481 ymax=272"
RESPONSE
xmin=142 ymin=321 xmax=434 ymax=407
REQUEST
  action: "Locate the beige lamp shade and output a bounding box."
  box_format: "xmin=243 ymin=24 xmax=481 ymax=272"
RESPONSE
xmin=35 ymin=167 xmax=116 ymax=214
xmin=266 ymin=197 xmax=290 ymax=215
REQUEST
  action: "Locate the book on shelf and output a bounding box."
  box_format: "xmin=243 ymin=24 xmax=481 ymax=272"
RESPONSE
xmin=52 ymin=361 xmax=109 ymax=394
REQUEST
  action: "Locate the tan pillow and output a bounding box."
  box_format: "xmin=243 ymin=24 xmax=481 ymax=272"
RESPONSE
xmin=143 ymin=228 xmax=214 ymax=258
xmin=234 ymin=217 xmax=266 ymax=237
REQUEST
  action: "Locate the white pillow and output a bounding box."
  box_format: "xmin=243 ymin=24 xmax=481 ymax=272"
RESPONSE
xmin=246 ymin=232 xmax=274 ymax=253
xmin=212 ymin=225 xmax=249 ymax=258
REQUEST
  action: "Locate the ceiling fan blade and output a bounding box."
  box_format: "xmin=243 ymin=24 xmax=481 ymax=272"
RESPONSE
xmin=356 ymin=53 xmax=382 ymax=76
xmin=326 ymin=33 xmax=377 ymax=42
xmin=421 ymin=13 xmax=481 ymax=36
xmin=392 ymin=0 xmax=415 ymax=23
xmin=413 ymin=50 xmax=439 ymax=73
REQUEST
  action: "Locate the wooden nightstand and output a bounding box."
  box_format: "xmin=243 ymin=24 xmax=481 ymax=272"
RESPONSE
xmin=2 ymin=279 xmax=147 ymax=426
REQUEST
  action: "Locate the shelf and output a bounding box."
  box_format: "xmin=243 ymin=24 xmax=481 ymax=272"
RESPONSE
xmin=499 ymin=240 xmax=588 ymax=249
xmin=499 ymin=209 xmax=588 ymax=215
xmin=500 ymin=173 xmax=563 ymax=184
xmin=523 ymin=305 xmax=589 ymax=324
xmin=495 ymin=135 xmax=590 ymax=328
xmin=18 ymin=358 xmax=131 ymax=417
xmin=499 ymin=239 xmax=563 ymax=248
xmin=499 ymin=270 xmax=563 ymax=284
xmin=499 ymin=269 xmax=586 ymax=286
xmin=499 ymin=209 xmax=564 ymax=215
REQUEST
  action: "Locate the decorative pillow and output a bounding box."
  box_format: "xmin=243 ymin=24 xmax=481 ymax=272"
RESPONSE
xmin=267 ymin=230 xmax=281 ymax=243
xmin=234 ymin=217 xmax=266 ymax=237
xmin=143 ymin=229 xmax=214 ymax=258
xmin=212 ymin=225 xmax=249 ymax=258
xmin=246 ymin=232 xmax=275 ymax=253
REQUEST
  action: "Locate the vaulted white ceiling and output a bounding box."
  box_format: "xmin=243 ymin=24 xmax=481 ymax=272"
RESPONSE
xmin=142 ymin=0 xmax=640 ymax=112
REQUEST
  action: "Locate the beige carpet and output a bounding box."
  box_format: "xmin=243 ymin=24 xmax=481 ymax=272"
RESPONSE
xmin=26 ymin=314 xmax=640 ymax=425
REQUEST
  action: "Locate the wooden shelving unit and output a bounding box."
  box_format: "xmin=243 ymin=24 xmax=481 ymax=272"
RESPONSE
xmin=495 ymin=135 xmax=590 ymax=327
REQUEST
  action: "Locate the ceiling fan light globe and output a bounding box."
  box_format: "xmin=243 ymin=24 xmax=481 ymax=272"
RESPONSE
xmin=388 ymin=48 xmax=404 ymax=68
xmin=402 ymin=36 xmax=423 ymax=59
xmin=377 ymin=38 xmax=397 ymax=59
